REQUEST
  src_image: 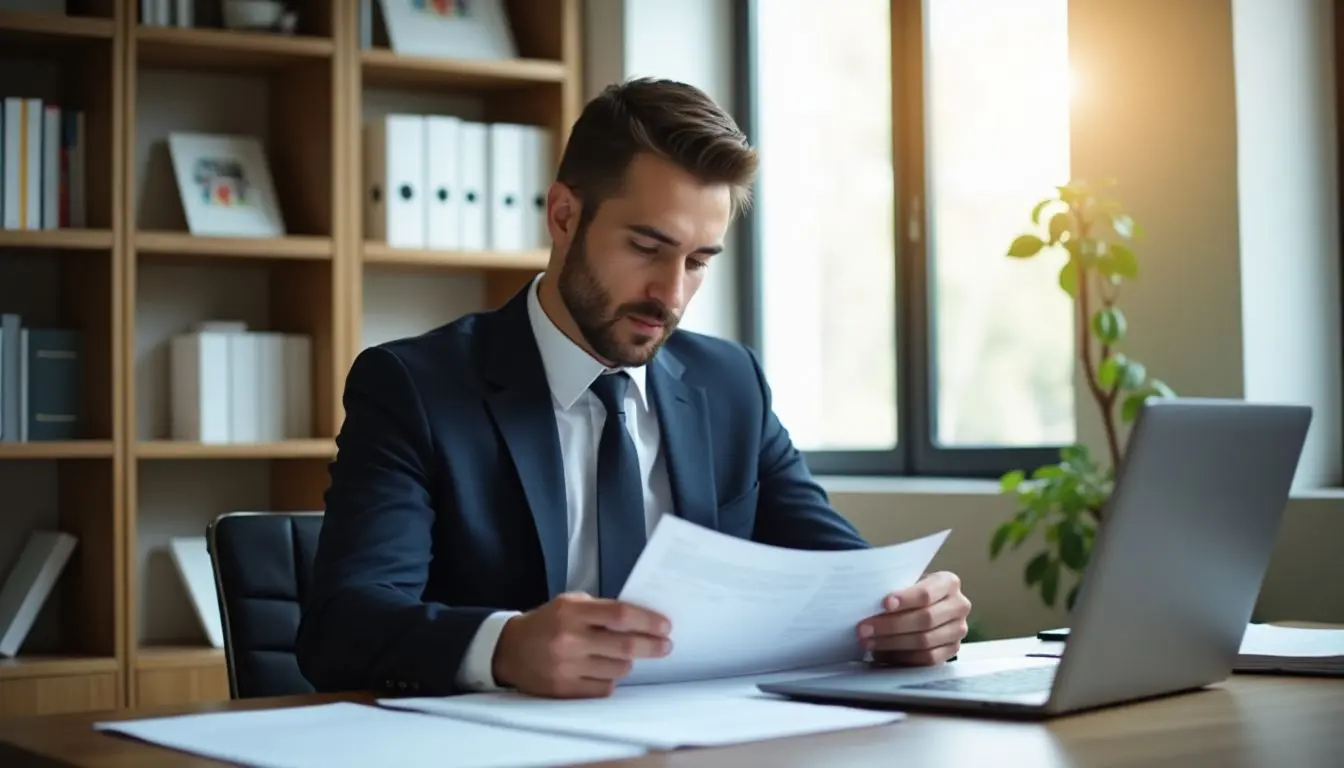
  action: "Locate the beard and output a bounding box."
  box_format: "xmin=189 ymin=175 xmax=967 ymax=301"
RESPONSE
xmin=557 ymin=224 xmax=679 ymax=367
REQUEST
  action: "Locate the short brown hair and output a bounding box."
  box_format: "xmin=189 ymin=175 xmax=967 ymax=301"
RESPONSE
xmin=555 ymin=77 xmax=758 ymax=223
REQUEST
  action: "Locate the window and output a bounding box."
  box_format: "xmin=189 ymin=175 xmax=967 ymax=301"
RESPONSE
xmin=736 ymin=0 xmax=1076 ymax=477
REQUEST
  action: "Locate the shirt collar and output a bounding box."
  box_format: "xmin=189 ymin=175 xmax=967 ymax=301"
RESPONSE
xmin=525 ymin=273 xmax=650 ymax=412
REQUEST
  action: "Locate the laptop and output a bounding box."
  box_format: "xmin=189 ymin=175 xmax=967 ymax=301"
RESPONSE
xmin=759 ymin=398 xmax=1311 ymax=718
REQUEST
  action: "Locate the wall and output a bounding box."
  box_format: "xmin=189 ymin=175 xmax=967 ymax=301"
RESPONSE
xmin=584 ymin=0 xmax=740 ymax=340
xmin=1232 ymin=0 xmax=1343 ymax=489
xmin=585 ymin=0 xmax=1344 ymax=638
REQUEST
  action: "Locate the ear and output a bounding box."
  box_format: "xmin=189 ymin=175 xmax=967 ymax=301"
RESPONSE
xmin=547 ymin=182 xmax=581 ymax=243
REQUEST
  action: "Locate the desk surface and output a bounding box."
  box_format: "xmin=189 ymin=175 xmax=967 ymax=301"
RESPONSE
xmin=1 ymin=637 xmax=1341 ymax=767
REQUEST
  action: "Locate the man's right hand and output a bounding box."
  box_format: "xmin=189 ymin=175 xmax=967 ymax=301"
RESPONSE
xmin=491 ymin=592 xmax=673 ymax=698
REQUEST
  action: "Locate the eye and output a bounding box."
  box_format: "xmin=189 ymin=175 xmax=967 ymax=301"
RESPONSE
xmin=687 ymin=258 xmax=709 ymax=272
xmin=629 ymin=239 xmax=659 ymax=254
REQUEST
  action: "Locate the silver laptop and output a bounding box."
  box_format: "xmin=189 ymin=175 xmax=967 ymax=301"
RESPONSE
xmin=759 ymin=398 xmax=1311 ymax=718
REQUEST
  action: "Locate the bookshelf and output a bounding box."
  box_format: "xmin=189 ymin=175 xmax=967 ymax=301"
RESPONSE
xmin=0 ymin=0 xmax=123 ymax=719
xmin=0 ymin=0 xmax=582 ymax=715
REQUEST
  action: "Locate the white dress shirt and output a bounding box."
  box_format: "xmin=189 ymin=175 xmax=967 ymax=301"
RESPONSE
xmin=454 ymin=273 xmax=674 ymax=691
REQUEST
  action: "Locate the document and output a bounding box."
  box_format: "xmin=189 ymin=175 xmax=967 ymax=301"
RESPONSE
xmin=1236 ymin=623 xmax=1344 ymax=675
xmin=615 ymin=515 xmax=950 ymax=685
xmin=380 ymin=677 xmax=903 ymax=750
xmin=93 ymin=701 xmax=646 ymax=768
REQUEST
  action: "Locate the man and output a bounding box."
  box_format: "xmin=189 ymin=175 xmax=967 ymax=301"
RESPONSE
xmin=297 ymin=77 xmax=972 ymax=700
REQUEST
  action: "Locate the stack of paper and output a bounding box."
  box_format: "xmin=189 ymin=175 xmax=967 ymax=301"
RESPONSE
xmin=95 ymin=702 xmax=646 ymax=768
xmin=1237 ymin=624 xmax=1344 ymax=675
xmin=93 ymin=519 xmax=947 ymax=767
xmin=380 ymin=681 xmax=902 ymax=750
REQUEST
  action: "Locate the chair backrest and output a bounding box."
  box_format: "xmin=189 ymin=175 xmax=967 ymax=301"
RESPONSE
xmin=206 ymin=510 xmax=324 ymax=699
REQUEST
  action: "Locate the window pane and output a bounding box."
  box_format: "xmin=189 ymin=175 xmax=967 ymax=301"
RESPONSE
xmin=755 ymin=0 xmax=897 ymax=452
xmin=927 ymin=0 xmax=1076 ymax=447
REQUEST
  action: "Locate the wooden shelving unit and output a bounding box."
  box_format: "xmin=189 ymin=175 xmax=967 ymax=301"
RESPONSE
xmin=134 ymin=438 xmax=336 ymax=460
xmin=363 ymin=242 xmax=550 ymax=271
xmin=0 ymin=229 xmax=115 ymax=250
xmin=0 ymin=0 xmax=581 ymax=716
xmin=0 ymin=0 xmax=124 ymax=720
xmin=135 ymin=232 xmax=333 ymax=261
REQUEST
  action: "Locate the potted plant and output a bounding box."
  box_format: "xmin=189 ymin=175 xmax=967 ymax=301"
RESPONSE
xmin=989 ymin=179 xmax=1176 ymax=611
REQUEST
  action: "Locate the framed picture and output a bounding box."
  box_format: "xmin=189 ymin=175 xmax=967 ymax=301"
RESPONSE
xmin=167 ymin=133 xmax=286 ymax=238
xmin=377 ymin=0 xmax=517 ymax=61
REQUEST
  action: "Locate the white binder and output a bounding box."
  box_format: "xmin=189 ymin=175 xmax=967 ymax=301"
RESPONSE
xmin=457 ymin=120 xmax=489 ymax=251
xmin=255 ymin=332 xmax=286 ymax=442
xmin=487 ymin=123 xmax=526 ymax=252
xmin=424 ymin=115 xmax=462 ymax=250
xmin=170 ymin=331 xmax=231 ymax=443
xmin=228 ymin=333 xmax=260 ymax=442
xmin=522 ymin=124 xmax=554 ymax=250
xmin=363 ymin=114 xmax=425 ymax=249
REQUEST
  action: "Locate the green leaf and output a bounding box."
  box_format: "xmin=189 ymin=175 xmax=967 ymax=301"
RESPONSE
xmin=1008 ymin=234 xmax=1046 ymax=259
xmin=1048 ymin=212 xmax=1071 ymax=244
xmin=1148 ymin=378 xmax=1176 ymax=398
xmin=1065 ymin=582 xmax=1082 ymax=612
xmin=1098 ymin=354 xmax=1125 ymax=389
xmin=1025 ymin=552 xmax=1051 ymax=585
xmin=1119 ymin=359 xmax=1147 ymax=389
xmin=1041 ymin=560 xmax=1062 ymax=607
xmin=1059 ymin=521 xmax=1090 ymax=571
xmin=1059 ymin=443 xmax=1087 ymax=464
xmin=1031 ymin=198 xmax=1054 ymax=225
xmin=1121 ymin=391 xmax=1150 ymax=423
xmin=1032 ymin=464 xmax=1064 ymax=480
xmin=1091 ymin=307 xmax=1126 ymax=346
xmin=1000 ymin=469 xmax=1025 ymax=493
xmin=990 ymin=522 xmax=1012 ymax=559
xmin=1111 ymin=213 xmax=1136 ymax=239
xmin=1058 ymin=257 xmax=1079 ymax=298
xmin=1108 ymin=242 xmax=1138 ymax=279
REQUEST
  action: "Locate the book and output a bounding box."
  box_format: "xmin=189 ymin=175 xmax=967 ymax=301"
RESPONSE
xmin=0 ymin=530 xmax=79 ymax=658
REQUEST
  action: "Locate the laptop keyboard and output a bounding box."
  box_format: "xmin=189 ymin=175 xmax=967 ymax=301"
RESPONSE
xmin=902 ymin=665 xmax=1056 ymax=695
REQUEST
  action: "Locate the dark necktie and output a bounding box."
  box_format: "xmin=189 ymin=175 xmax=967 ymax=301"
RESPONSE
xmin=589 ymin=371 xmax=646 ymax=597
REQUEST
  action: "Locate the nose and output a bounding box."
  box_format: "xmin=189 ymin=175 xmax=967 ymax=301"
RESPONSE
xmin=648 ymin=261 xmax=687 ymax=314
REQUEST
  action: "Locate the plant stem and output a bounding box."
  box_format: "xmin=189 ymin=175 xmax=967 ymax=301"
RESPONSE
xmin=1073 ymin=215 xmax=1122 ymax=520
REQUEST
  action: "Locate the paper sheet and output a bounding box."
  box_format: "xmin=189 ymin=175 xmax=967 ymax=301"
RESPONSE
xmin=93 ymin=701 xmax=646 ymax=768
xmin=1236 ymin=624 xmax=1344 ymax=674
xmin=380 ymin=672 xmax=903 ymax=750
xmin=1239 ymin=624 xmax=1344 ymax=658
xmin=615 ymin=515 xmax=950 ymax=685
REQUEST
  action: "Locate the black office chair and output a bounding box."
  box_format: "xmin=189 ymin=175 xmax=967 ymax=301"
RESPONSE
xmin=206 ymin=510 xmax=324 ymax=699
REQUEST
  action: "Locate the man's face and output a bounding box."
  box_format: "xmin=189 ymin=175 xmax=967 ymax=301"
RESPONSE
xmin=555 ymin=153 xmax=732 ymax=367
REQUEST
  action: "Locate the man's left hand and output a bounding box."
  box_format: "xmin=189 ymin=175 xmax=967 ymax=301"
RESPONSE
xmin=856 ymin=571 xmax=972 ymax=666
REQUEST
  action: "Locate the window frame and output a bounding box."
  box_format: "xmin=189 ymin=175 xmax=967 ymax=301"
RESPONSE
xmin=732 ymin=0 xmax=1068 ymax=478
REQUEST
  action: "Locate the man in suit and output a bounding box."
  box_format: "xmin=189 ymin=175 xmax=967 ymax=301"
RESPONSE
xmin=297 ymin=77 xmax=972 ymax=699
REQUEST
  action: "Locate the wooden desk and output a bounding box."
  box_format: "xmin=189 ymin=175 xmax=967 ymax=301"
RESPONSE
xmin=0 ymin=638 xmax=1340 ymax=767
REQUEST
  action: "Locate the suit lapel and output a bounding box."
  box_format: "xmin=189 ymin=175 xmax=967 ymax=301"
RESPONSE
xmin=482 ymin=287 xmax=569 ymax=600
xmin=649 ymin=350 xmax=718 ymax=532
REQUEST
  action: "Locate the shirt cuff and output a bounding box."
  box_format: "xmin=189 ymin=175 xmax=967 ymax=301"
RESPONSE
xmin=455 ymin=610 xmax=521 ymax=691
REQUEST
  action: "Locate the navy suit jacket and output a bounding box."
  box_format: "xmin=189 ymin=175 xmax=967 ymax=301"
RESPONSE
xmin=296 ymin=284 xmax=871 ymax=696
